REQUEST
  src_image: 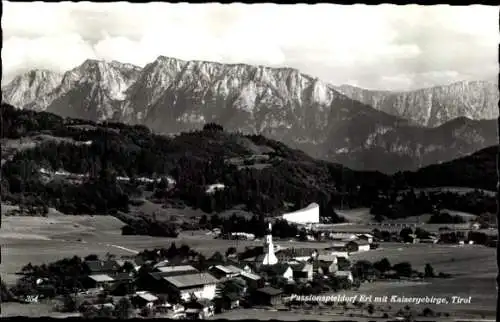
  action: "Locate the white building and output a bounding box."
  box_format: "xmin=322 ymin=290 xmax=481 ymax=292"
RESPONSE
xmin=329 ymin=251 xmax=349 ymax=259
xmin=163 ymin=273 xmax=219 ymax=302
xmin=262 ymin=223 xmax=278 ymax=265
xmin=357 ymin=234 xmax=374 ymax=244
xmin=206 ymin=183 xmax=226 ymax=194
xmin=334 ymin=270 xmax=354 ymax=283
xmin=282 ymin=203 xmax=320 ymax=224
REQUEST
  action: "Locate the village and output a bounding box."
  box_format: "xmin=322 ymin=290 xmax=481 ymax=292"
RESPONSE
xmin=8 ymin=214 xmax=490 ymax=321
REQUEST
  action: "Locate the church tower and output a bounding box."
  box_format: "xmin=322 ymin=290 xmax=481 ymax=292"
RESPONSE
xmin=262 ymin=222 xmax=278 ymax=265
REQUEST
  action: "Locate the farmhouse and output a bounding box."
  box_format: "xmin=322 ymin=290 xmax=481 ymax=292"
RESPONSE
xmin=131 ymin=291 xmax=159 ymax=309
xmin=328 ymin=250 xmax=349 ymax=259
xmin=108 ymin=272 xmax=135 ymax=295
xmin=252 ymin=287 xmax=284 ymax=306
xmin=184 ymin=299 xmax=215 ymax=319
xmin=239 ymin=271 xmax=264 ymax=289
xmin=312 ymin=256 xmax=338 ymax=275
xmin=290 ymin=262 xmax=313 ymax=282
xmin=334 ymin=270 xmax=354 ymax=283
xmin=163 ymin=273 xmax=219 ymax=302
xmin=353 ymin=240 xmax=371 ymax=252
xmin=329 ymin=233 xmax=358 ymax=241
xmin=356 ymin=234 xmax=374 ymax=244
xmin=259 ymin=264 xmax=294 ymax=282
xmin=83 ymin=260 xmax=121 ymax=275
xmin=86 ymin=274 xmax=115 ymax=290
xmin=275 ymin=248 xmax=318 ymax=262
xmin=209 ymin=265 xmax=242 ymax=280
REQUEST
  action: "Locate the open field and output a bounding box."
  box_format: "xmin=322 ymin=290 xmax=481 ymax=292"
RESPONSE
xmin=1 ymin=210 xmax=330 ymax=285
xmin=349 ymin=243 xmax=496 ymax=318
xmin=336 ymin=208 xmax=477 ymax=225
xmin=410 ymin=187 xmax=495 ymax=197
xmin=210 ymin=307 xmax=480 ymax=321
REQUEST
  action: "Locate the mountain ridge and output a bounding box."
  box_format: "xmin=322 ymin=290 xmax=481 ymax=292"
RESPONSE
xmin=335 ymin=80 xmax=499 ymax=127
xmin=2 ymin=56 xmax=497 ymax=173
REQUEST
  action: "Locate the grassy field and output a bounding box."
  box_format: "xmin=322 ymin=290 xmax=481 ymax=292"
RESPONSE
xmin=336 ymin=207 xmax=477 ymax=225
xmin=0 ymin=208 xmax=330 ymax=285
xmin=349 ymin=243 xmax=496 ymax=318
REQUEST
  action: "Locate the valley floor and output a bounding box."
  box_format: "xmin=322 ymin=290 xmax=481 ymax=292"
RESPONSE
xmin=1 ymin=206 xmax=496 ymax=320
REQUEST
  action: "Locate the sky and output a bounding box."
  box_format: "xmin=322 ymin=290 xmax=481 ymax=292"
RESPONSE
xmin=2 ymin=2 xmax=498 ymax=91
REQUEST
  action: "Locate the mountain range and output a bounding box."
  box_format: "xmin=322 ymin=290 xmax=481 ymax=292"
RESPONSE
xmin=335 ymin=81 xmax=498 ymax=127
xmin=2 ymin=56 xmax=498 ymax=173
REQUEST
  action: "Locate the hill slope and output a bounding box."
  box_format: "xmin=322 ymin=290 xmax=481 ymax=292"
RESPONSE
xmin=1 ymin=104 xmax=496 ymax=225
xmin=2 ymin=57 xmax=497 ymax=173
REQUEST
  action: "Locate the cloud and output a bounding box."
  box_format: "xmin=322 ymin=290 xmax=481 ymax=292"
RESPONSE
xmin=2 ymin=2 xmax=498 ymax=90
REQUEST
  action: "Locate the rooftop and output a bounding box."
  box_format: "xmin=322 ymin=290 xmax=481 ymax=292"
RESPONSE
xmin=163 ymin=273 xmax=219 ymax=288
xmin=156 ymin=265 xmax=198 ymax=273
xmin=135 ymin=292 xmax=158 ymax=302
xmin=84 ymin=260 xmax=120 ymax=272
xmin=240 ymin=271 xmax=261 ymax=281
xmin=89 ymin=274 xmax=114 ymax=282
xmin=257 ymin=286 xmax=283 ymax=296
xmin=213 ymin=265 xmax=242 ymax=274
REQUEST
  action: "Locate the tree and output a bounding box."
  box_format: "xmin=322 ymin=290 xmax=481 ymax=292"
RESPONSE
xmin=367 ymin=303 xmax=374 ymax=315
xmin=373 ymin=258 xmax=391 ymax=273
xmin=210 ymin=251 xmax=225 ymax=263
xmin=84 ymin=254 xmax=99 ymax=261
xmin=121 ymin=261 xmax=136 ymax=273
xmin=114 ymin=297 xmax=133 ymax=319
xmin=62 ymin=294 xmax=79 ymax=312
xmin=393 ymin=262 xmax=412 ymax=277
xmin=424 ymin=263 xmax=435 ymax=278
xmin=399 ymin=227 xmax=413 ymax=242
xmin=225 ymin=247 xmax=237 ymax=258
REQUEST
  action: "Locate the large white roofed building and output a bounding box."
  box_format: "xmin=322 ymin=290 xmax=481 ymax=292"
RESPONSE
xmin=282 ymin=203 xmax=320 ymax=224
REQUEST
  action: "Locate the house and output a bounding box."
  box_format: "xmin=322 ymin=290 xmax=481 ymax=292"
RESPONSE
xmin=153 ymin=260 xmax=170 ymax=269
xmin=276 ymin=248 xmax=317 ymax=262
xmin=329 ymin=233 xmax=358 ymax=241
xmin=357 ymin=234 xmax=374 ymax=244
xmin=328 ymin=250 xmax=349 ymax=259
xmin=328 ymin=241 xmax=350 ymax=252
xmin=290 ymin=262 xmax=313 ymax=282
xmin=83 ymin=260 xmax=121 ymax=275
xmin=337 ymin=257 xmax=351 ymax=271
xmin=184 ymin=299 xmax=215 ymax=319
xmin=86 ymin=274 xmax=115 ymax=290
xmin=108 ymin=272 xmax=135 ymax=296
xmin=252 ymin=287 xmax=284 ymax=306
xmin=163 ymin=273 xmax=219 ymax=302
xmin=209 ymin=265 xmax=242 ymax=280
xmin=231 ymin=262 xmax=254 ymax=274
xmin=353 ymin=240 xmax=371 ymax=252
xmin=334 ymin=270 xmax=354 ymax=283
xmin=239 ymin=271 xmax=264 ymax=289
xmin=215 ymin=292 xmax=241 ymax=313
xmin=156 ymin=302 xmax=185 ymax=319
xmin=312 ymin=258 xmax=338 ymax=275
xmin=131 ymin=291 xmax=159 ymax=309
xmin=116 ymin=257 xmax=144 ymax=272
xmin=259 ymin=264 xmax=294 ymax=282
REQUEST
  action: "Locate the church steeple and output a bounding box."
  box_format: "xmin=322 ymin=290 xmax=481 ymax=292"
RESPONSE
xmin=262 ymin=222 xmax=278 ymax=265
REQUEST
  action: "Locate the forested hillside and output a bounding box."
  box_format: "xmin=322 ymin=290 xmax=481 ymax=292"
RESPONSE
xmin=1 ymin=103 xmax=496 ymax=230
